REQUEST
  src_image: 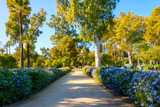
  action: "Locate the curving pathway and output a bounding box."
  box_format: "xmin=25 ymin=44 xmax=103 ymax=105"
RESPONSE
xmin=9 ymin=69 xmax=133 ymax=107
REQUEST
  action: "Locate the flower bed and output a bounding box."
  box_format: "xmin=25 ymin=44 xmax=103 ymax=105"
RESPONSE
xmin=83 ymin=66 xmax=160 ymax=106
xmin=0 ymin=67 xmax=71 ymax=106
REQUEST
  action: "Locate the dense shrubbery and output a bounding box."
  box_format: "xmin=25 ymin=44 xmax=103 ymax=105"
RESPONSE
xmin=0 ymin=54 xmax=17 ymax=69
xmin=101 ymin=68 xmax=135 ymax=95
xmin=0 ymin=67 xmax=71 ymax=106
xmin=127 ymin=72 xmax=160 ymax=106
xmin=0 ymin=69 xmax=32 ymax=105
xmin=83 ymin=66 xmax=160 ymax=106
xmin=142 ymin=64 xmax=160 ymax=71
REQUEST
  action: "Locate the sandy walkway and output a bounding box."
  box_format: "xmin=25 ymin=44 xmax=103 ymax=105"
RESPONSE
xmin=9 ymin=69 xmax=133 ymax=107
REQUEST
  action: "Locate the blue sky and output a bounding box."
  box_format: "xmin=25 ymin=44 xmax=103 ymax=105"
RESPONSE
xmin=0 ymin=0 xmax=160 ymax=54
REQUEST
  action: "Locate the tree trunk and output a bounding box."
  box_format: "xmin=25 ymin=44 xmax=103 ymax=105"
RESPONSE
xmin=121 ymin=51 xmax=124 ymax=66
xmin=19 ymin=10 xmax=24 ymax=69
xmin=27 ymin=43 xmax=30 ymax=68
xmin=128 ymin=51 xmax=132 ymax=65
xmin=137 ymin=57 xmax=141 ymax=69
xmin=5 ymin=47 xmax=8 ymax=54
xmin=150 ymin=60 xmax=152 ymax=65
xmin=94 ymin=34 xmax=100 ymax=67
xmin=9 ymin=44 xmax=10 ymax=54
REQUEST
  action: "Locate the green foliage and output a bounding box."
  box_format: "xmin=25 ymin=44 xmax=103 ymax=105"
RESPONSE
xmin=0 ymin=69 xmax=32 ymax=105
xmin=50 ymin=36 xmax=77 ymax=67
xmin=40 ymin=47 xmax=50 ymax=59
xmin=57 ymin=0 xmax=119 ymax=67
xmin=100 ymin=52 xmax=115 ymax=66
xmin=92 ymin=67 xmax=103 ymax=83
xmin=51 ymin=59 xmax=62 ymax=68
xmin=6 ymin=0 xmax=31 ymax=44
xmin=27 ymin=69 xmax=53 ymax=92
xmin=142 ymin=65 xmax=153 ymax=70
xmin=82 ymin=66 xmax=92 ymax=74
xmin=0 ymin=54 xmax=17 ymax=69
xmin=0 ymin=67 xmax=71 ymax=106
xmin=142 ymin=64 xmax=160 ymax=70
xmin=77 ymin=46 xmax=89 ymax=66
xmin=47 ymin=14 xmax=78 ymax=45
xmin=0 ymin=48 xmax=5 ymax=54
xmin=154 ymin=64 xmax=160 ymax=70
xmin=57 ymin=0 xmax=119 ymax=39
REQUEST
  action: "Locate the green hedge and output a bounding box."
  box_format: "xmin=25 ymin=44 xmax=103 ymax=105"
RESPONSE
xmin=83 ymin=66 xmax=160 ymax=106
xmin=0 ymin=67 xmax=71 ymax=106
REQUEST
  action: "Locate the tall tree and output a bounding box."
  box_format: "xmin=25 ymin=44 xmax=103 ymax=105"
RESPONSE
xmin=0 ymin=49 xmax=5 ymax=54
xmin=24 ymin=8 xmax=46 ymax=68
xmin=47 ymin=14 xmax=78 ymax=45
xmin=77 ymin=46 xmax=89 ymax=66
xmin=49 ymin=36 xmax=77 ymax=66
xmin=144 ymin=6 xmax=160 ymax=47
xmin=144 ymin=6 xmax=160 ymax=64
xmin=6 ymin=0 xmax=31 ymax=68
xmin=7 ymin=41 xmax=12 ymax=54
xmin=40 ymin=47 xmax=50 ymax=59
xmin=56 ymin=0 xmax=119 ymax=67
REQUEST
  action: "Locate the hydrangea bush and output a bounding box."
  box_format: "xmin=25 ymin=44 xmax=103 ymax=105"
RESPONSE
xmin=0 ymin=67 xmax=71 ymax=106
xmin=127 ymin=71 xmax=160 ymax=106
xmin=0 ymin=69 xmax=32 ymax=105
xmin=100 ymin=67 xmax=135 ymax=95
xmin=83 ymin=66 xmax=160 ymax=106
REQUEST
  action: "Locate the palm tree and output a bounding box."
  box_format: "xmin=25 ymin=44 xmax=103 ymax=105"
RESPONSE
xmin=128 ymin=30 xmax=147 ymax=69
xmin=24 ymin=35 xmax=37 ymax=68
xmin=77 ymin=46 xmax=89 ymax=67
xmin=0 ymin=48 xmax=5 ymax=54
xmin=24 ymin=8 xmax=46 ymax=68
xmin=13 ymin=0 xmax=31 ymax=68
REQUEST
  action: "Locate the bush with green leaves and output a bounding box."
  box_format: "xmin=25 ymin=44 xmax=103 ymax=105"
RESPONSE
xmin=0 ymin=69 xmax=32 ymax=105
xmin=83 ymin=66 xmax=160 ymax=106
xmin=0 ymin=67 xmax=71 ymax=106
xmin=27 ymin=69 xmax=54 ymax=92
xmin=100 ymin=68 xmax=135 ymax=95
xmin=154 ymin=64 xmax=160 ymax=70
xmin=92 ymin=67 xmax=102 ymax=82
xmin=82 ymin=66 xmax=92 ymax=76
xmin=127 ymin=72 xmax=160 ymax=106
xmin=0 ymin=54 xmax=17 ymax=69
xmin=142 ymin=65 xmax=153 ymax=70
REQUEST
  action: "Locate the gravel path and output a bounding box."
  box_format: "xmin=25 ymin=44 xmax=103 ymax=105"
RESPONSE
xmin=9 ymin=69 xmax=133 ymax=107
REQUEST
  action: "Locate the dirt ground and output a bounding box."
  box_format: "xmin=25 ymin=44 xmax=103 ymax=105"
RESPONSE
xmin=8 ymin=69 xmax=133 ymax=107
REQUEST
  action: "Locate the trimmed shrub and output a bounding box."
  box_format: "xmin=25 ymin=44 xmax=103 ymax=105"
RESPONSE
xmin=0 ymin=69 xmax=32 ymax=105
xmin=127 ymin=72 xmax=160 ymax=106
xmin=83 ymin=66 xmax=160 ymax=106
xmin=100 ymin=68 xmax=136 ymax=95
xmin=92 ymin=67 xmax=103 ymax=82
xmin=154 ymin=64 xmax=160 ymax=70
xmin=0 ymin=54 xmax=17 ymax=69
xmin=27 ymin=69 xmax=54 ymax=92
xmin=0 ymin=67 xmax=71 ymax=106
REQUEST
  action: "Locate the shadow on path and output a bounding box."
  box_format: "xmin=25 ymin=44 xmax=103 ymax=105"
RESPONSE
xmin=9 ymin=69 xmax=133 ymax=107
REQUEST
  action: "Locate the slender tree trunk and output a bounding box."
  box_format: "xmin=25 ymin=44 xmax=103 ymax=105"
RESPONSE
xmin=9 ymin=44 xmax=10 ymax=54
xmin=128 ymin=51 xmax=132 ymax=65
xmin=150 ymin=60 xmax=152 ymax=65
xmin=5 ymin=47 xmax=8 ymax=54
xmin=19 ymin=10 xmax=24 ymax=69
xmin=94 ymin=34 xmax=100 ymax=67
xmin=121 ymin=51 xmax=124 ymax=66
xmin=137 ymin=57 xmax=141 ymax=69
xmin=27 ymin=43 xmax=30 ymax=68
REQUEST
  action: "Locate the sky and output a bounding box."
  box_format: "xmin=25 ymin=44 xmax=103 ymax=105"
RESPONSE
xmin=0 ymin=0 xmax=160 ymax=54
